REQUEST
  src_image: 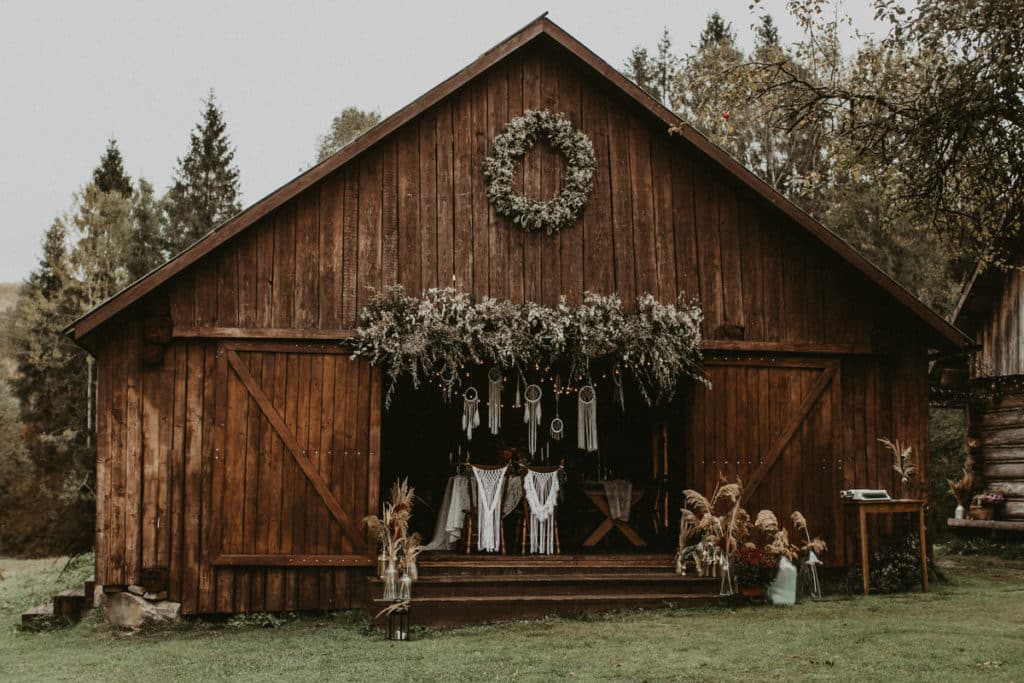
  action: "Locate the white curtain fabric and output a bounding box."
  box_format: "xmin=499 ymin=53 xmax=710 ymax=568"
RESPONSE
xmin=424 ymin=475 xmax=472 ymax=551
xmin=603 ymin=479 xmax=632 ymax=522
xmin=524 ymin=470 xmax=560 ymax=554
xmin=472 ymin=466 xmax=507 ymax=552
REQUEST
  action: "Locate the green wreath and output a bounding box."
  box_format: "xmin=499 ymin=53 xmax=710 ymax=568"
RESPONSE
xmin=482 ymin=109 xmax=595 ymax=235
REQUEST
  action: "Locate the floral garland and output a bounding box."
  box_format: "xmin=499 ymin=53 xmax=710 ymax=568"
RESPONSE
xmin=482 ymin=110 xmax=595 ymax=235
xmin=349 ymin=286 xmax=705 ymax=408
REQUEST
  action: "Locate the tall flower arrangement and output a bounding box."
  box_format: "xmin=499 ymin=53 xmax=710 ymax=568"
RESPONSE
xmin=350 ymin=286 xmax=704 ymax=407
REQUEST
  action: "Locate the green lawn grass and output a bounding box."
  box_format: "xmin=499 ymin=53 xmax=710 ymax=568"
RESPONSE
xmin=1 ymin=551 xmax=1022 ymax=682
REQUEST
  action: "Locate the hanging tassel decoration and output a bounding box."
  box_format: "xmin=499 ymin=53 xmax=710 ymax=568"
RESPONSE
xmin=613 ymin=365 xmax=626 ymax=413
xmin=513 ymin=370 xmax=523 ymax=409
xmin=487 ymin=366 xmax=502 ymax=435
xmin=524 ymin=383 xmax=542 ymax=456
xmin=577 ymin=384 xmax=598 ymax=453
xmin=462 ymin=387 xmax=480 ymax=441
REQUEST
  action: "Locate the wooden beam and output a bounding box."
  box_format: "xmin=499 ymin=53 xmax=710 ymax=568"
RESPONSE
xmin=224 ymin=349 xmax=362 ymax=546
xmin=702 ymin=340 xmax=873 ymax=355
xmin=741 ymin=364 xmax=838 ymax=504
xmin=213 ymin=554 xmax=374 ymax=567
xmin=173 ymin=326 xmax=355 ymax=341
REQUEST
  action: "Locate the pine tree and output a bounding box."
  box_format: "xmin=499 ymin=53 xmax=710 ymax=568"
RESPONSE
xmin=315 ymin=107 xmax=382 ymax=163
xmin=127 ymin=178 xmax=166 ymax=280
xmin=92 ymin=137 xmax=133 ymax=196
xmin=699 ymin=12 xmax=735 ymax=48
xmin=624 ymin=46 xmax=661 ymax=102
xmin=163 ymin=91 xmax=241 ymax=255
xmin=754 ymin=14 xmax=780 ymax=49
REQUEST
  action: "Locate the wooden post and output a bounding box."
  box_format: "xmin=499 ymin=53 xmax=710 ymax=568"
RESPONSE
xmin=859 ymin=507 xmax=870 ymax=596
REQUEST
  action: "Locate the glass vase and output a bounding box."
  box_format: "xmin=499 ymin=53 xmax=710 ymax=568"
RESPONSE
xmin=718 ymin=555 xmax=735 ymax=596
xmin=398 ymin=572 xmax=413 ymax=602
xmin=377 ymin=551 xmax=388 ymax=579
xmin=406 ymin=556 xmax=418 ymax=581
xmin=382 ymin=560 xmax=398 ymax=601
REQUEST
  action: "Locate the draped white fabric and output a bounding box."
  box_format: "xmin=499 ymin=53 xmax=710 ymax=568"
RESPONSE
xmin=524 ymin=470 xmax=560 ymax=554
xmin=472 ymin=466 xmax=507 ymax=552
xmin=424 ymin=475 xmax=472 ymax=551
xmin=602 ymin=479 xmax=632 ymax=522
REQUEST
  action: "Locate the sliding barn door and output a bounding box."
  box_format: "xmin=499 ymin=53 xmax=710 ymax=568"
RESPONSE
xmin=211 ymin=341 xmax=380 ymax=568
xmin=690 ymin=357 xmax=841 ymax=559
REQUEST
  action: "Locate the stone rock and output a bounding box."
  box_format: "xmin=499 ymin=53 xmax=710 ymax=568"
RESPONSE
xmin=126 ymin=585 xmax=146 ymax=596
xmin=102 ymin=592 xmax=182 ymax=629
xmin=142 ymin=591 xmax=168 ymax=601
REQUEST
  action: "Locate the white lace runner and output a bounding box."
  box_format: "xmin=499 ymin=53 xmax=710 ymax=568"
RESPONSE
xmin=603 ymin=479 xmax=632 ymax=522
xmin=524 ymin=470 xmax=560 ymax=554
xmin=472 ymin=466 xmax=507 ymax=552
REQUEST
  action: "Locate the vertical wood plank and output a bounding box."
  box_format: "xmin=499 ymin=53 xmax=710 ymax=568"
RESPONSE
xmin=419 ymin=111 xmax=439 ymax=291
xmin=435 ymin=101 xmax=455 ymax=287
xmin=397 ymin=128 xmax=421 ymax=293
xmin=581 ymin=83 xmax=612 ymax=295
xmin=319 ymin=174 xmax=344 ymax=329
xmin=381 ymin=139 xmax=399 ymax=289
xmin=452 ymin=87 xmax=475 ymax=293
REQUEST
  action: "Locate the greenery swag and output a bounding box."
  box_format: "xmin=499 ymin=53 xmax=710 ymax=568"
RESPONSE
xmin=350 ymin=286 xmax=704 ymax=408
xmin=482 ymin=109 xmax=595 ymax=234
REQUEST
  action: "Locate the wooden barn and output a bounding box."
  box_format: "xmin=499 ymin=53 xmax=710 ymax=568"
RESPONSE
xmin=67 ymin=17 xmax=972 ymax=622
xmin=945 ymin=263 xmax=1024 ymax=530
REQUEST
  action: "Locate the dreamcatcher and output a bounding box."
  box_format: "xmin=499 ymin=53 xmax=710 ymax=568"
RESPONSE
xmin=440 ymin=367 xmax=458 ymax=404
xmin=524 ymin=383 xmax=542 ymax=456
xmin=549 ymin=375 xmax=564 ymax=442
xmin=487 ymin=367 xmax=502 ymax=435
xmin=577 ymin=384 xmax=598 ymax=453
xmin=462 ymin=387 xmax=480 ymax=440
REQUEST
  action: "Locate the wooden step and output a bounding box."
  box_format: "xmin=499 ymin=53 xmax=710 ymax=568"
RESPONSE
xmin=368 ymin=573 xmax=717 ymax=599
xmin=52 ymin=587 xmax=88 ymax=622
xmin=368 ymin=592 xmax=722 ymax=627
xmin=418 ymin=555 xmax=678 ymax=576
xmin=20 ymin=602 xmax=54 ymax=625
xmin=84 ymin=576 xmax=96 ymax=605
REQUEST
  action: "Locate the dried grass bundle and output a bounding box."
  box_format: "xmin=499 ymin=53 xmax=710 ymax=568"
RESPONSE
xmin=766 ymin=527 xmax=798 ymax=560
xmin=878 ymin=437 xmax=917 ymax=487
xmin=755 ymin=510 xmax=779 ymax=535
xmin=947 ymin=462 xmax=974 ymax=506
xmin=791 ymin=510 xmax=827 ymax=556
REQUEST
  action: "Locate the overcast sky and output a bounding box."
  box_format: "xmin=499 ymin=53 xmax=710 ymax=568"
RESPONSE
xmin=0 ymin=0 xmax=889 ymax=282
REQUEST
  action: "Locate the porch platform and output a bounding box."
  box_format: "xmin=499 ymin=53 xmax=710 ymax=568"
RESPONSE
xmin=366 ymin=553 xmax=723 ymax=627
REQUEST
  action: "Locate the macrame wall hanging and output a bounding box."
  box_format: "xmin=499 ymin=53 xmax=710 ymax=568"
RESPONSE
xmin=524 ymin=469 xmax=560 ymax=554
xmin=524 ymin=383 xmax=542 ymax=455
xmin=577 ymin=384 xmax=598 ymax=453
xmin=549 ymin=375 xmax=563 ymax=442
xmin=462 ymin=387 xmax=480 ymax=441
xmin=472 ymin=465 xmax=507 ymax=552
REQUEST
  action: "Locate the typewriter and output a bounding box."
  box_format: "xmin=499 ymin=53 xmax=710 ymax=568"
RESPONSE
xmin=840 ymin=489 xmax=892 ymax=501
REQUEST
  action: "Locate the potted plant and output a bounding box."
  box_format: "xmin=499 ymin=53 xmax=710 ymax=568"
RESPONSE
xmin=970 ymin=489 xmax=1006 ymax=520
xmin=732 ymin=545 xmax=777 ymax=598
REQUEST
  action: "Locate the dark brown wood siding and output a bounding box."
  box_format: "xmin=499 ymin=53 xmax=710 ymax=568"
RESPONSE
xmin=972 ymin=267 xmax=1024 ymax=378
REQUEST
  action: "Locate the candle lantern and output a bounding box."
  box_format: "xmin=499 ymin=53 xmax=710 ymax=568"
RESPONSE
xmin=386 ymin=605 xmax=410 ymax=641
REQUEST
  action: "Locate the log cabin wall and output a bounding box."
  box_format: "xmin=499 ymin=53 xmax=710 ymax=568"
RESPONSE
xmin=90 ymin=36 xmax=937 ymax=611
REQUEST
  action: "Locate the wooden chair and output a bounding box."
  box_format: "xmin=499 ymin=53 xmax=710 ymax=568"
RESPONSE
xmin=518 ymin=465 xmax=562 ymax=555
xmin=463 ymin=464 xmax=508 ymax=555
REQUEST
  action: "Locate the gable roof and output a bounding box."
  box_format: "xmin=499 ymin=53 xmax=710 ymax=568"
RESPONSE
xmin=66 ymin=14 xmax=972 ymax=351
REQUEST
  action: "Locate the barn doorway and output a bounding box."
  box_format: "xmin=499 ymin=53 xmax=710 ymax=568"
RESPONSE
xmin=379 ymin=365 xmax=692 ymax=555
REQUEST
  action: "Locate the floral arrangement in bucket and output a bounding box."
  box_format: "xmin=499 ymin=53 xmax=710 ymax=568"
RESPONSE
xmin=970 ymin=489 xmax=1006 ymax=521
xmin=349 ymin=286 xmax=705 ymax=408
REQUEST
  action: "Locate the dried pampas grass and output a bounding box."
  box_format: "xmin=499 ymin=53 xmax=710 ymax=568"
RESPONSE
xmin=755 ymin=510 xmax=779 ymax=535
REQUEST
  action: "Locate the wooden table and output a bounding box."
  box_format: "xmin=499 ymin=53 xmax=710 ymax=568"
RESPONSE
xmin=844 ymin=498 xmax=928 ymax=595
xmin=581 ymin=482 xmax=646 ymax=547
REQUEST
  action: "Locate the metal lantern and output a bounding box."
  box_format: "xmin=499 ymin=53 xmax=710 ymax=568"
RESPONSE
xmin=386 ymin=605 xmax=410 ymax=641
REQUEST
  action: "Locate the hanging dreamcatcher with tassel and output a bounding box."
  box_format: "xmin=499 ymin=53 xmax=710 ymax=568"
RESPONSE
xmin=487 ymin=367 xmax=502 ymax=435
xmin=440 ymin=367 xmax=458 ymax=404
xmin=462 ymin=387 xmax=480 ymax=440
xmin=524 ymin=383 xmax=542 ymax=456
xmin=577 ymin=384 xmax=598 ymax=453
xmin=549 ymin=374 xmax=563 ymax=442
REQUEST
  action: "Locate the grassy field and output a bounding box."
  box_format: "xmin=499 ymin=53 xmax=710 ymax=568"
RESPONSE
xmin=1 ymin=551 xmax=1022 ymax=682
